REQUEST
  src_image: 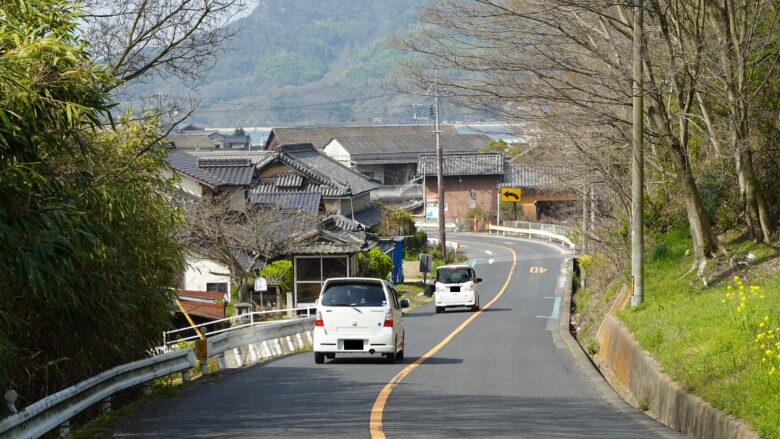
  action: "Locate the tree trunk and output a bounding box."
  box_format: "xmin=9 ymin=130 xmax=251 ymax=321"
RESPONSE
xmin=737 ymin=147 xmax=773 ymax=242
xmin=648 ymin=105 xmax=720 ymax=264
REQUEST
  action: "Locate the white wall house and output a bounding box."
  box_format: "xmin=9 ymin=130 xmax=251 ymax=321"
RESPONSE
xmin=182 ymin=255 xmax=232 ymax=300
xmin=161 ymin=168 xmax=203 ymax=198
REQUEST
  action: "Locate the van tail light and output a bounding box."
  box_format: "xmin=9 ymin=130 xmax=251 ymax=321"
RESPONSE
xmin=383 ymin=308 xmax=394 ymax=327
xmin=315 ymin=310 xmax=324 ymax=327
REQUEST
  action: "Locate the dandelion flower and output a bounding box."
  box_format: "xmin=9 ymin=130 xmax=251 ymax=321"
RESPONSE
xmin=733 ymin=275 xmax=740 ymax=282
xmin=760 ymin=322 xmax=766 ymax=328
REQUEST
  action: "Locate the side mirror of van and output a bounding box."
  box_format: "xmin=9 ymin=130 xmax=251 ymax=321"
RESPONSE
xmin=400 ymin=299 xmax=410 ymax=309
xmin=476 ymin=278 xmax=483 ymax=283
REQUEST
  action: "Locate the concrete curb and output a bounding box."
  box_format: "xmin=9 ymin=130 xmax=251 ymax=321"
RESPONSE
xmin=594 ymin=289 xmax=761 ymax=439
xmin=556 ymin=259 xmax=684 ymax=438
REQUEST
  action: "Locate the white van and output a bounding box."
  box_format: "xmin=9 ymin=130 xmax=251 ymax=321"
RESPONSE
xmin=434 ymin=264 xmax=482 ymax=313
xmin=313 ymin=278 xmax=409 ymax=364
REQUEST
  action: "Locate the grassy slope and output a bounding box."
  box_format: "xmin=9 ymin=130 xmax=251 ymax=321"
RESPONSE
xmin=618 ymin=229 xmax=780 ymax=438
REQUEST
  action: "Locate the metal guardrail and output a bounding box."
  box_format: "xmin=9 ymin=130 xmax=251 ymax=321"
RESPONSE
xmin=163 ymin=306 xmax=315 ymax=346
xmin=488 ymin=224 xmax=576 ymax=251
xmin=207 ymin=318 xmax=314 ymax=368
xmin=501 ymin=220 xmax=573 ymax=239
xmin=0 ymin=349 xmax=195 ymax=439
xmin=2 ymin=316 xmax=315 ymax=438
xmin=415 ymin=221 xmax=458 ymax=232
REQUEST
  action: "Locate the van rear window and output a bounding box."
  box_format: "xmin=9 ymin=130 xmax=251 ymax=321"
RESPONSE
xmin=320 ymin=283 xmax=387 ymax=307
xmin=437 ymin=267 xmax=471 ymax=283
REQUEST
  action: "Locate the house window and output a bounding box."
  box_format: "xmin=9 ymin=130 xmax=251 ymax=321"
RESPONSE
xmin=206 ymin=282 xmax=229 ymax=299
xmin=294 ymin=256 xmax=350 ymax=305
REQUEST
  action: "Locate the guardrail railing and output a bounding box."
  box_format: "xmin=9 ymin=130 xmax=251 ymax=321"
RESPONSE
xmin=488 ymin=223 xmax=576 ymax=252
xmin=500 ymin=220 xmax=573 ymax=239
xmin=415 ymin=221 xmax=458 ymax=232
xmin=0 ymin=349 xmax=195 ymax=438
xmin=2 ymin=315 xmax=315 ymax=438
xmin=163 ymin=305 xmax=315 ymax=346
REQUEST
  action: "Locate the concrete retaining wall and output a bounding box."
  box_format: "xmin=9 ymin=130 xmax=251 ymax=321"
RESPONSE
xmin=594 ymin=289 xmax=760 ymax=439
xmin=224 ymin=330 xmax=312 ymax=369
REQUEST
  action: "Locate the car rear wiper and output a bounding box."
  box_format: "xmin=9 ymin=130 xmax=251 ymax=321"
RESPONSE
xmin=329 ymin=303 xmax=363 ymax=313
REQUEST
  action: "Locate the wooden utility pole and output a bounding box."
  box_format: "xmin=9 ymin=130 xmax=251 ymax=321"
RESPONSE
xmin=631 ymin=0 xmax=645 ymax=307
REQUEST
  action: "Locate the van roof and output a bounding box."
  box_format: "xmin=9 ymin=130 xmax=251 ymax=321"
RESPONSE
xmin=437 ymin=264 xmax=471 ymax=269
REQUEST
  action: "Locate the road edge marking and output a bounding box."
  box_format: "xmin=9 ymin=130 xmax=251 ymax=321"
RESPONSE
xmin=369 ymin=241 xmax=517 ymax=438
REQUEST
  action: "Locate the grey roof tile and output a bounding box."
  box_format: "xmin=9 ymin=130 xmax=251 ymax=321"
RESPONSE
xmin=250 ymin=191 xmax=322 ymax=214
xmin=276 ymin=172 xmax=304 ymax=188
xmin=165 ymin=149 xmax=223 ymax=187
xmin=418 ymin=152 xmax=504 ymax=176
xmin=352 ymin=205 xmax=383 ymax=229
xmin=200 ymin=165 xmax=254 ymax=186
xmin=266 ymin=124 xmax=461 ymax=150
xmin=332 ymin=134 xmax=488 ymax=162
xmin=499 ymin=163 xmax=564 ymax=187
xmin=279 ymin=143 xmax=379 ymax=196
xmin=190 ymin=151 xmax=273 ymax=165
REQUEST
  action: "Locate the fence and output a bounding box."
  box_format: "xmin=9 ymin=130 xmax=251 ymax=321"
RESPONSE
xmin=488 ymin=223 xmax=576 ymax=252
xmin=2 ymin=315 xmax=314 ymax=438
xmin=163 ymin=306 xmax=315 ymax=346
xmin=500 ymin=220 xmax=573 ymax=239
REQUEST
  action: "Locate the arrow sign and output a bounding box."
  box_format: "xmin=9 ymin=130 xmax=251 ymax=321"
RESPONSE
xmin=500 ymin=188 xmax=522 ymax=202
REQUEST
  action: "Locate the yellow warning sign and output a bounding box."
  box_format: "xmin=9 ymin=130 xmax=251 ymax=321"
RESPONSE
xmin=529 ymin=267 xmax=548 ymax=274
xmin=500 ymin=187 xmax=522 ymax=202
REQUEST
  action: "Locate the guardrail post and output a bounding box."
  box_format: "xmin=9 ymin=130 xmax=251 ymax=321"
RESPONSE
xmin=274 ymin=338 xmax=284 ymax=355
xmin=100 ymin=396 xmax=112 ymax=413
xmin=235 ymin=348 xmax=245 ymax=367
xmin=4 ymin=389 xmax=17 ymax=414
xmin=305 ymin=331 xmax=313 ymax=345
xmin=59 ymin=421 xmax=71 ymax=438
xmin=218 ymin=353 xmax=227 ymax=369
xmin=181 ymin=369 xmax=191 ymax=382
xmin=285 ymin=336 xmax=295 ymax=352
xmin=200 ymin=359 xmax=209 ymax=376
xmin=262 ymin=341 xmax=273 ymax=358
xmin=141 ymin=381 xmax=153 ymax=396
xmin=248 ymin=344 xmax=259 ymax=363
xmin=296 ymin=333 xmax=304 ymax=349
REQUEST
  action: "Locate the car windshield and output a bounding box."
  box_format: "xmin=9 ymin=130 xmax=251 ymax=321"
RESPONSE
xmin=320 ymin=282 xmax=387 ymax=307
xmin=437 ymin=267 xmax=471 ymax=283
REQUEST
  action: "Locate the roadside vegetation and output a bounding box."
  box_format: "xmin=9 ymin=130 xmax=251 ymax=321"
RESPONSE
xmin=402 ymin=2 xmax=779 ymax=436
xmin=618 ymin=230 xmax=780 ymax=438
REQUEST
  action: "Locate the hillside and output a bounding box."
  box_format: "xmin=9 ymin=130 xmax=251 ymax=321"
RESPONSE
xmin=129 ymin=0 xmax=452 ymax=128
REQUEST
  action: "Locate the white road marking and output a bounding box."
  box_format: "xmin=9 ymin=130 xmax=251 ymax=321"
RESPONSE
xmin=485 ymin=250 xmax=493 ymax=255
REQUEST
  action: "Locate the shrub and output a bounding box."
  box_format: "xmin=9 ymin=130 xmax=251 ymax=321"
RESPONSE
xmin=259 ymin=260 xmax=293 ymax=293
xmin=358 ymin=248 xmax=393 ymax=279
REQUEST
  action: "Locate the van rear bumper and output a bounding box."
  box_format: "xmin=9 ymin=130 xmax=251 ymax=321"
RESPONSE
xmin=435 ymin=293 xmax=477 ymax=307
xmin=313 ymin=328 xmax=397 ymax=354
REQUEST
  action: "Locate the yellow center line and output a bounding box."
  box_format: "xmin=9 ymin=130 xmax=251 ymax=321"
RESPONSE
xmin=369 ymin=240 xmax=517 ymax=438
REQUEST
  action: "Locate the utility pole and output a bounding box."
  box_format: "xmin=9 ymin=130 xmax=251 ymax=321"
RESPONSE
xmin=432 ymin=73 xmax=446 ymax=260
xmin=631 ymin=0 xmax=645 ymax=307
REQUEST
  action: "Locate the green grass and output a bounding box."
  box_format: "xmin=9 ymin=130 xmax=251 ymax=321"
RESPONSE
xmin=394 ymin=282 xmax=432 ymax=311
xmin=618 ymin=229 xmax=780 ymax=438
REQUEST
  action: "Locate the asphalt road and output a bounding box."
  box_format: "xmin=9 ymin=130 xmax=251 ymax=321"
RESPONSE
xmin=114 ymin=233 xmax=681 ymax=438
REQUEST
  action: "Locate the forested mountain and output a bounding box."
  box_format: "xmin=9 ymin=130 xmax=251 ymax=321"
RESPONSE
xmin=130 ymin=0 xmax=446 ymax=127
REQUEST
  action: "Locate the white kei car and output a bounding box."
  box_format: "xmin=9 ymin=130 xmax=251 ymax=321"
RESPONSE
xmin=313 ymin=278 xmax=409 ymax=364
xmin=434 ymin=264 xmax=482 ymax=313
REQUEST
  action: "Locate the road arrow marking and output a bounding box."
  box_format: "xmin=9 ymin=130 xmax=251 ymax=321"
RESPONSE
xmin=530 ymin=266 xmax=548 ymax=274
